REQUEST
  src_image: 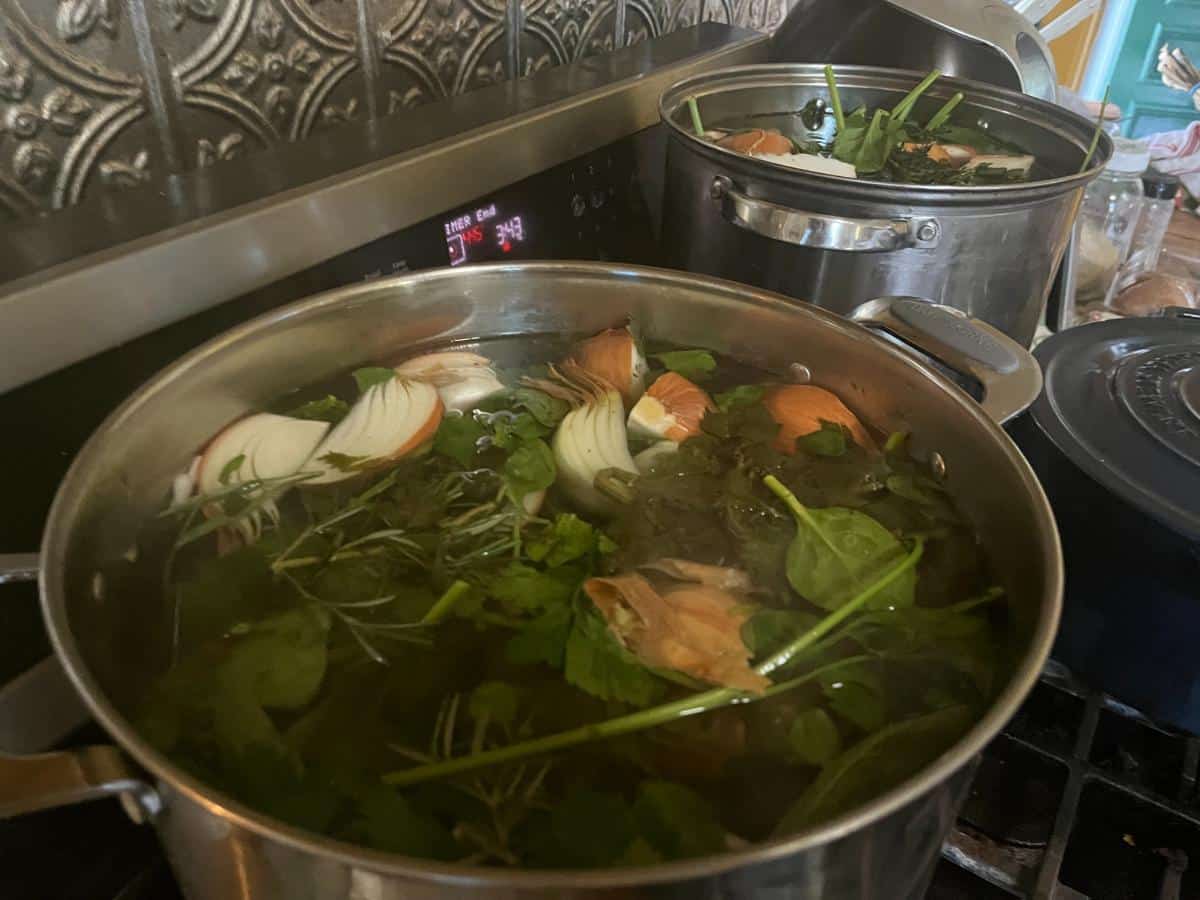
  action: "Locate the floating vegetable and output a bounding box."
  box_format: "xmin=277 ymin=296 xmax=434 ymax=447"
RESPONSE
xmin=395 ymin=350 xmax=504 ymax=413
xmin=195 ymin=413 xmax=329 ymax=497
xmin=549 ymin=369 xmax=638 ymax=514
xmin=306 ymin=376 xmax=443 ymax=485
xmin=966 ymin=154 xmax=1034 ymax=176
xmin=573 ymin=326 xmax=648 ymax=406
xmin=627 ymin=372 xmax=714 ymax=443
xmin=764 ymin=385 xmax=874 ymax=454
xmin=716 ymin=129 xmax=794 ymax=155
xmin=584 ymin=571 xmax=768 ymax=692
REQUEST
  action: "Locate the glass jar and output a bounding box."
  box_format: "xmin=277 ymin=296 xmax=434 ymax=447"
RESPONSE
xmin=1071 ymin=137 xmax=1151 ymax=322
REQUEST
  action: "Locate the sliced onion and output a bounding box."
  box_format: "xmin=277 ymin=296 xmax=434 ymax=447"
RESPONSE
xmin=306 ymin=376 xmax=443 ymax=485
xmin=195 ymin=413 xmax=330 ymax=496
xmin=395 ymin=350 xmax=505 ymax=413
xmin=552 ymin=387 xmax=637 ymax=515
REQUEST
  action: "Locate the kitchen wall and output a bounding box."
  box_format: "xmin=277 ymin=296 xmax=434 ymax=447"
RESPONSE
xmin=0 ymin=0 xmax=787 ymax=223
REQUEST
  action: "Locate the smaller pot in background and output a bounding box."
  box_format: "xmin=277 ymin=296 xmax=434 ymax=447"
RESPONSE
xmin=1011 ymin=313 xmax=1200 ymax=732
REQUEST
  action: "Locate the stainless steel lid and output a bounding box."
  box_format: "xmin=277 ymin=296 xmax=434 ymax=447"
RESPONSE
xmin=1031 ymin=315 xmax=1200 ymax=541
xmin=660 ymin=64 xmax=1113 ymax=199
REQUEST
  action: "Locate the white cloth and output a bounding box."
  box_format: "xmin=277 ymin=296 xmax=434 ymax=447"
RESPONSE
xmin=1146 ymin=122 xmax=1200 ymax=198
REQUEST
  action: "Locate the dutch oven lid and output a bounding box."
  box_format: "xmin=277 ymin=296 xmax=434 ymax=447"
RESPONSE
xmin=1031 ymin=314 xmax=1200 ymax=540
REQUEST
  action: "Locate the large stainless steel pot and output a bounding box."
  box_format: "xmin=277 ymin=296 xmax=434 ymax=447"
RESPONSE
xmin=0 ymin=263 xmax=1061 ymax=899
xmin=659 ymin=64 xmax=1114 ymax=346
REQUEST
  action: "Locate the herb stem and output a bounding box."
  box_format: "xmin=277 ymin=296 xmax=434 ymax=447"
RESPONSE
xmin=824 ymin=65 xmax=845 ymax=132
xmin=1080 ymin=85 xmax=1111 ymax=173
xmin=891 ymin=69 xmax=942 ymax=126
xmin=422 ymin=580 xmax=472 ymax=625
xmin=925 ymin=91 xmax=963 ymax=133
xmin=272 ymin=546 xmax=389 ymax=571
xmin=381 ymin=544 xmax=923 ymax=788
xmin=687 ymin=96 xmax=705 ymax=137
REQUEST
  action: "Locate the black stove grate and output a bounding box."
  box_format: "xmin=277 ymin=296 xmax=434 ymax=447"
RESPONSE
xmin=940 ymin=661 xmax=1200 ymax=899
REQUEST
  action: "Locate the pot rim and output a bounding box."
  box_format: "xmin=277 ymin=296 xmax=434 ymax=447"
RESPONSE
xmin=38 ymin=261 xmax=1063 ymax=888
xmin=660 ymin=63 xmax=1113 ymax=202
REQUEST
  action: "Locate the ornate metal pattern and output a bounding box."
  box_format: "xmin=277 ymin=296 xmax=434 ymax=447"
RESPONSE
xmin=0 ymin=0 xmax=791 ymax=221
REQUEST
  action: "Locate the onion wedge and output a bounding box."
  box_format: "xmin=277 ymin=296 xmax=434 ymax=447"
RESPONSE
xmin=395 ymin=350 xmax=504 ymax=413
xmin=195 ymin=413 xmax=329 ymax=496
xmin=627 ymin=372 xmax=714 ymax=442
xmin=765 ymin=384 xmax=875 ymax=453
xmin=306 ymin=376 xmax=443 ymax=485
xmin=572 ymin=326 xmax=648 ymax=406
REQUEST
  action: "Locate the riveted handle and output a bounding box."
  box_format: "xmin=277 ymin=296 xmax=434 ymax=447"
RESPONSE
xmin=710 ymin=175 xmax=940 ymax=252
xmin=0 ymin=554 xmax=39 ymax=585
xmin=0 ymin=746 xmax=160 ymax=822
xmin=851 ymin=297 xmax=1043 ymax=424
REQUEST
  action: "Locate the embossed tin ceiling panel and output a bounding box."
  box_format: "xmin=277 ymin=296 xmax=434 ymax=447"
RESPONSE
xmin=0 ymin=0 xmax=786 ymax=221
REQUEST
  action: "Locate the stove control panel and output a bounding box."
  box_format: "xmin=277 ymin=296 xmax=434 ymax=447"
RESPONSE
xmin=316 ymin=136 xmax=658 ymax=285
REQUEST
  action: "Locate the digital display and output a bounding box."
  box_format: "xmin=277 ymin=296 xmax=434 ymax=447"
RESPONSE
xmin=444 ymin=202 xmax=529 ymax=266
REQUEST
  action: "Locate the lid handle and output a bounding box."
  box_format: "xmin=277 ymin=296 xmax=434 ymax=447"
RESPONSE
xmin=710 ymin=176 xmax=940 ymax=253
xmin=851 ymin=298 xmax=1043 ymax=424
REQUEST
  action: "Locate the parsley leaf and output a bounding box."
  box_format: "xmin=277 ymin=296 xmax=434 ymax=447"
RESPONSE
xmin=352 ymin=366 xmax=397 ymax=393
xmin=565 ymin=607 xmax=665 ymax=707
xmin=526 ymin=514 xmax=615 ymax=567
xmin=286 ymin=395 xmax=350 ymax=423
xmin=433 ymin=413 xmax=486 ymax=466
xmin=654 ymin=349 xmax=717 ymax=382
xmin=492 ymin=412 xmax=548 ymax=450
xmin=487 ymin=562 xmax=579 ymax=615
xmin=633 ymin=781 xmax=726 ymax=859
xmin=505 ymin=604 xmax=572 ymax=668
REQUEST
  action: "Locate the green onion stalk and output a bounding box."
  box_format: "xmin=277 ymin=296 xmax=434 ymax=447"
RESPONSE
xmin=382 ymin=512 xmax=926 ymax=787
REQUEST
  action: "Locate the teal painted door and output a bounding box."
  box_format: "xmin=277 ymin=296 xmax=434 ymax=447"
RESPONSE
xmin=1107 ymin=0 xmax=1200 ymax=138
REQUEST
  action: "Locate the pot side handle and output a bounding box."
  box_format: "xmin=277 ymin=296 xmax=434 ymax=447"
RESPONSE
xmin=710 ymin=176 xmax=940 ymax=252
xmin=851 ymin=297 xmax=1043 ymax=425
xmin=0 ymin=554 xmax=39 ymax=585
xmin=0 ymin=745 xmax=159 ymax=821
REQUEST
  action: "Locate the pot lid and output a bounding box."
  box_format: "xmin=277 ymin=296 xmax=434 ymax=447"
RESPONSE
xmin=1031 ymin=315 xmax=1200 ymax=540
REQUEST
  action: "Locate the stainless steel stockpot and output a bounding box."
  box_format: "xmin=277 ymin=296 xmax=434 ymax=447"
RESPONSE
xmin=659 ymin=64 xmax=1113 ymax=346
xmin=0 ymin=263 xmax=1061 ymax=899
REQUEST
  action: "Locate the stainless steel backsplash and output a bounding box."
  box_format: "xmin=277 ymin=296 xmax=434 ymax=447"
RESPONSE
xmin=0 ymin=0 xmax=786 ymax=222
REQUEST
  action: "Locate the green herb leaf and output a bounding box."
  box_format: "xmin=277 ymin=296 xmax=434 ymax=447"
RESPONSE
xmin=220 ymin=605 xmax=332 ymax=711
xmin=795 ymin=423 xmax=848 ymax=457
xmin=286 ymin=395 xmax=350 ymax=424
xmin=526 ymin=513 xmax=614 ymax=567
xmin=775 ymin=704 xmax=972 ymax=834
xmin=766 ymin=476 xmax=916 ymax=611
xmin=467 ymin=681 xmax=520 ymax=730
xmin=503 ymin=438 xmax=556 ymax=501
xmin=653 ymin=350 xmax=717 ymax=382
xmin=491 ymin=412 xmax=548 ymax=450
xmin=820 ymin=662 xmax=885 ymax=733
xmin=218 ymin=453 xmax=246 ymax=485
xmin=549 ymin=788 xmax=636 ymax=867
xmin=714 ymin=384 xmax=765 ymax=412
xmin=633 ymin=780 xmax=726 ymax=860
xmin=319 ymin=451 xmax=371 ymax=472
xmin=505 ymin=604 xmax=573 ymax=668
xmin=353 ymin=367 xmax=397 ymax=393
xmin=565 ymin=607 xmax=665 ymax=707
xmin=433 ymin=413 xmax=486 ymax=466
xmin=487 ymin=562 xmax=579 ymax=615
xmin=741 ymin=609 xmax=820 ymax=658
xmin=511 ymin=387 xmax=570 ymax=428
xmin=356 ymin=788 xmax=458 ymax=859
xmin=788 ymin=707 xmax=842 ymax=766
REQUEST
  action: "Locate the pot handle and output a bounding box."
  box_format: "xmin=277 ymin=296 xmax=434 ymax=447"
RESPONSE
xmin=850 ymin=297 xmax=1043 ymax=425
xmin=710 ymin=176 xmax=940 ymax=252
xmin=0 ymin=745 xmax=159 ymax=821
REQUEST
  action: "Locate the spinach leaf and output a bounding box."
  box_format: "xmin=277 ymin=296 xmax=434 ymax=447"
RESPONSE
xmin=741 ymin=609 xmax=820 ymax=658
xmin=653 ymin=349 xmax=717 ymax=382
xmin=633 ymin=780 xmax=726 ymax=859
xmin=774 ymin=704 xmax=972 ymax=834
xmin=503 ymin=438 xmax=555 ymax=501
xmin=820 ymin=662 xmax=885 ymax=733
xmin=832 ymin=106 xmax=870 ymax=164
xmin=548 ymin=788 xmax=637 ymax=867
xmin=767 ymin=476 xmax=916 ymax=611
xmin=355 ymin=788 xmax=458 ymax=859
xmin=286 ymin=395 xmax=350 ymax=424
xmin=565 ymin=606 xmax=665 ymax=707
xmin=795 ymin=423 xmax=848 ymax=457
xmin=511 ymin=386 xmax=570 ymax=428
xmin=433 ymin=414 xmax=486 ymax=466
xmin=714 ymin=384 xmax=765 ymax=411
xmin=220 ymin=605 xmax=332 ymax=711
xmin=352 ymin=367 xmax=397 ymax=393
xmin=788 ymin=708 xmax=842 ymax=766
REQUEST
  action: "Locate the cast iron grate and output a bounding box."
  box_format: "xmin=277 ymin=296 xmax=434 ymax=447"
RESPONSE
xmin=939 ymin=661 xmax=1200 ymax=899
